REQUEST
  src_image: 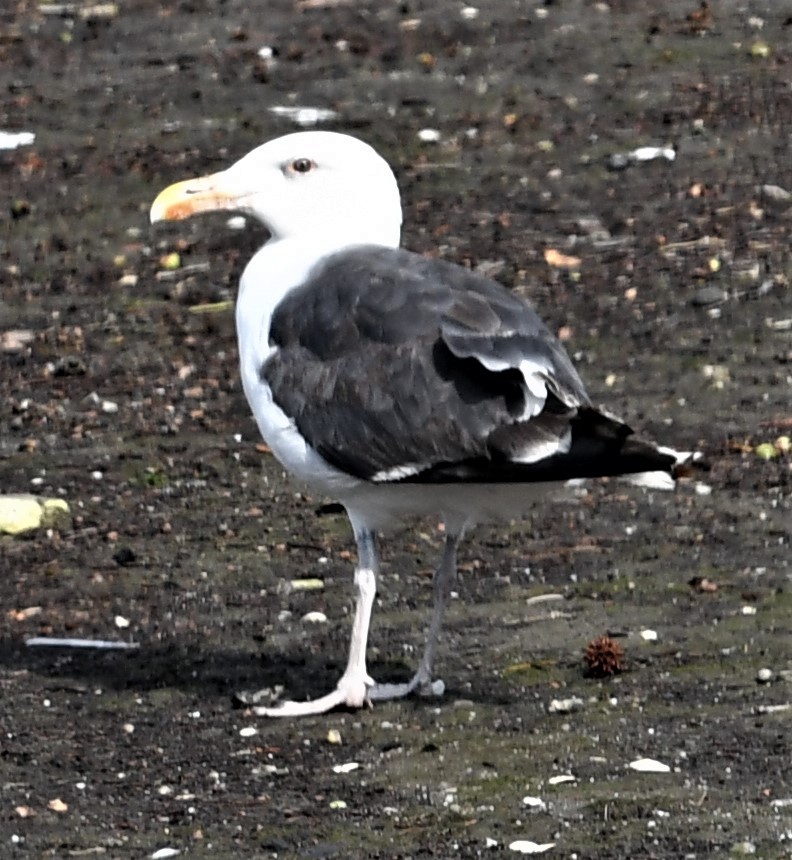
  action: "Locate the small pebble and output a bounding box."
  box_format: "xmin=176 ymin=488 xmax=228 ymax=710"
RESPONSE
xmin=417 ymin=128 xmax=441 ymax=143
xmin=302 ymin=611 xmax=328 ymax=623
xmin=756 ymin=668 xmax=772 ymax=684
xmin=741 ymin=605 xmax=758 ymax=616
xmin=761 ymin=183 xmax=791 ymax=202
xmin=239 ymin=726 xmax=258 ymax=737
xmin=691 ymin=286 xmax=726 ymax=307
xmin=640 ymin=629 xmax=658 ymax=642
xmin=326 ymin=729 xmax=342 ymax=745
xmin=332 ymin=762 xmax=360 ymax=774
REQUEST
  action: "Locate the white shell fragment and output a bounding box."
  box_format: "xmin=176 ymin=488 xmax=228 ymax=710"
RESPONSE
xmin=332 ymin=762 xmax=360 ymax=774
xmin=302 ymin=611 xmax=328 ymax=623
xmin=547 ymin=774 xmax=576 ymax=786
xmin=0 ymin=130 xmax=35 ymax=150
xmin=239 ymin=726 xmax=258 ymax=738
xmin=630 ymin=146 xmax=676 ymax=162
xmin=608 ymin=145 xmax=675 ymax=170
xmin=629 ymin=758 xmax=671 ymax=773
xmin=269 ymin=106 xmax=338 ymax=127
xmin=640 ymin=629 xmax=658 ymax=642
xmin=509 ymin=840 xmax=555 ymax=854
xmin=522 ymin=796 xmax=546 ymax=810
xmin=151 ymin=849 xmax=180 ymax=860
xmin=741 ymin=605 xmax=758 ymax=616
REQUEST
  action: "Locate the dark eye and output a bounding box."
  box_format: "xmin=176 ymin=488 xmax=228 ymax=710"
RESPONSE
xmin=290 ymin=157 xmax=315 ymax=174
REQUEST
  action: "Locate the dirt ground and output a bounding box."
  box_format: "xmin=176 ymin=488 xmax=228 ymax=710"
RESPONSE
xmin=1 ymin=0 xmax=791 ymax=857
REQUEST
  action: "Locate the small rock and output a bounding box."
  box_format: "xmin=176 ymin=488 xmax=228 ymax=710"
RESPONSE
xmin=0 ymin=495 xmax=71 ymax=535
xmin=302 ymin=611 xmax=328 ymax=623
xmin=756 ymin=668 xmax=772 ymax=684
xmin=548 ymin=696 xmax=584 ymax=714
xmin=332 ymin=762 xmax=360 ymax=774
xmin=1 ymin=329 xmax=35 ymax=354
xmin=760 ymin=183 xmax=791 ymax=202
xmin=640 ymin=629 xmax=658 ymax=642
xmin=691 ymin=286 xmax=726 ymax=307
xmin=326 ymin=729 xmax=342 ymax=745
xmin=417 ymin=128 xmax=441 ymax=143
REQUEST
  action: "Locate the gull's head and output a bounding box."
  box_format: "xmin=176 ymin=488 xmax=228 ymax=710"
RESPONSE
xmin=150 ymin=131 xmax=402 ymax=247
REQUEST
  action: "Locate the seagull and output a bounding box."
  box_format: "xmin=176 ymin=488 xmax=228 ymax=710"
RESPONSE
xmin=151 ymin=131 xmax=690 ymax=717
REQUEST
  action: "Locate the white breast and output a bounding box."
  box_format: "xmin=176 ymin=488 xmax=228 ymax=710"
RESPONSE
xmin=235 ymin=240 xmax=363 ymax=495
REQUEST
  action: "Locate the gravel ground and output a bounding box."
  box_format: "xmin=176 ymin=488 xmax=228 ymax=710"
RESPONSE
xmin=1 ymin=1 xmax=791 ymax=857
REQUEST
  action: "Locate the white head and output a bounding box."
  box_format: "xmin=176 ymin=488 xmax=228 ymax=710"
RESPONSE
xmin=150 ymin=131 xmax=402 ymax=248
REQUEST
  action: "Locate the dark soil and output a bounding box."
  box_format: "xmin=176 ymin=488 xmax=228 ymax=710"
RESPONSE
xmin=1 ymin=1 xmax=791 ymax=857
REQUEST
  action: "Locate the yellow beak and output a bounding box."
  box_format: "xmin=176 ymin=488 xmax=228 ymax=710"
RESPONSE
xmin=149 ymin=172 xmax=240 ymax=223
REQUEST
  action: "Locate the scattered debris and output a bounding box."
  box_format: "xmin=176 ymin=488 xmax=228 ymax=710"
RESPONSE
xmin=689 ymin=576 xmax=718 ymax=593
xmin=290 ymin=578 xmax=325 ymax=591
xmin=548 ymin=696 xmax=584 ymax=715
xmin=584 ymin=635 xmax=625 ymax=677
xmin=0 ymin=130 xmax=35 ymax=150
xmin=544 ymin=248 xmax=581 ymax=269
xmin=417 ymin=128 xmax=442 ymax=143
xmin=508 ymin=840 xmax=555 ymax=854
xmin=26 ymin=637 xmax=140 ymax=650
xmin=332 ymin=762 xmax=360 ymax=774
xmin=1 ymin=329 xmax=35 ymax=353
xmin=269 ymin=106 xmax=338 ymax=127
xmin=608 ymin=146 xmax=675 ymax=170
xmin=761 ymin=184 xmax=791 ymax=203
xmin=150 ymin=849 xmax=180 ymax=860
xmin=39 ymin=3 xmax=118 ymax=18
xmin=0 ymin=495 xmax=71 ymax=535
xmin=547 ymin=774 xmax=576 ymax=786
xmin=629 ymin=758 xmax=671 ymax=773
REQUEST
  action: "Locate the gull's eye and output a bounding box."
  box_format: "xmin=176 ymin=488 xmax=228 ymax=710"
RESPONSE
xmin=287 ymin=157 xmax=316 ymax=175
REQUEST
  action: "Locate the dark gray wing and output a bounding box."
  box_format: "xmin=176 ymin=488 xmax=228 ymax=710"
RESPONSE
xmin=263 ymin=245 xmax=675 ymax=483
